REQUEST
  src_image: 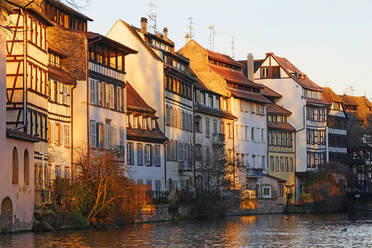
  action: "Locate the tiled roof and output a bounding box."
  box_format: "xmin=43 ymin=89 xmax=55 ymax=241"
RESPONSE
xmin=209 ymin=64 xmax=262 ymax=89
xmin=228 ymin=87 xmax=272 ymax=104
xmin=267 ymin=122 xmax=296 ymax=132
xmin=305 ymin=97 xmax=331 ymax=106
xmin=270 ymin=54 xmax=323 ymax=91
xmin=267 ymin=104 xmax=291 ymax=115
xmin=127 ymin=128 xmax=167 ymax=144
xmin=322 ymin=87 xmax=343 ymax=103
xmin=48 ymin=43 xmax=67 ymax=58
xmin=207 ymin=50 xmax=242 ymax=67
xmin=340 ymin=94 xmax=372 ymax=124
xmin=48 ymin=65 xmax=75 ymax=84
xmin=126 ymin=82 xmax=156 ymax=114
xmin=259 ymin=84 xmax=282 ymax=99
xmin=194 ymin=104 xmax=237 ymax=120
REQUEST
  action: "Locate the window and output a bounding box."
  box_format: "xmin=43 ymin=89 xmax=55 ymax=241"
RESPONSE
xmin=240 ymin=100 xmax=244 ymax=112
xmin=206 ymin=118 xmax=210 ymax=138
xmin=127 ymin=142 xmax=134 ymax=165
xmin=119 ymin=127 xmax=125 ymax=146
xmin=290 ymin=158 xmax=294 ymax=172
xmin=154 ymin=145 xmax=160 ymax=167
xmin=155 ymin=180 xmax=161 ymax=191
xmin=275 ymin=157 xmax=279 ymax=172
xmin=104 ymin=123 xmax=111 ymax=149
xmin=262 ymin=156 xmax=265 ymax=170
xmin=178 ymin=142 xmax=183 ymax=162
xmin=12 ymin=147 xmax=18 ymax=184
xmin=145 ymin=144 xmax=152 ymax=166
xmin=137 ymin=144 xmax=143 ymax=166
xmin=280 ymin=157 xmax=284 ymax=172
xmin=271 ymin=66 xmax=280 ymax=78
xmin=261 ymin=67 xmax=269 ymax=79
xmin=270 ymin=156 xmax=274 ymax=171
xmin=24 ymin=149 xmax=29 ymax=185
xmin=166 ymin=106 xmax=170 ymax=125
xmin=213 ymin=120 xmax=217 ymax=134
xmin=252 ymin=155 xmax=256 ymax=168
xmin=56 ymin=123 xmax=61 ymax=146
xmin=285 ymin=157 xmax=289 ymax=172
xmin=251 ymin=127 xmax=255 ymax=142
xmin=64 ymin=126 xmax=70 ymax=147
xmin=262 ymin=185 xmax=272 ymax=198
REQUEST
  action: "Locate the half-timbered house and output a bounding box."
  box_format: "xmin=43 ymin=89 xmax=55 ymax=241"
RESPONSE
xmin=253 ymin=52 xmax=330 ymax=201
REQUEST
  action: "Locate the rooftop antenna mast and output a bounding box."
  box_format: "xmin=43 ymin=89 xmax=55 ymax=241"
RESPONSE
xmin=187 ymin=16 xmax=194 ymax=40
xmin=208 ymin=25 xmax=215 ymax=51
xmin=148 ymin=0 xmax=158 ymax=33
xmin=231 ymin=36 xmax=235 ymax=59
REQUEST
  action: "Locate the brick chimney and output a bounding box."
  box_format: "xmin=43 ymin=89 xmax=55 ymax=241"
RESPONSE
xmin=163 ymin=27 xmax=168 ymax=39
xmin=141 ymin=17 xmax=148 ymax=33
xmin=247 ymin=53 xmax=254 ymax=82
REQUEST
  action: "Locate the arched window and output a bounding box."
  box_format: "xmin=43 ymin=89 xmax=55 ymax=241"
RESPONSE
xmin=12 ymin=147 xmax=18 ymax=184
xmin=24 ymin=149 xmax=29 ymax=185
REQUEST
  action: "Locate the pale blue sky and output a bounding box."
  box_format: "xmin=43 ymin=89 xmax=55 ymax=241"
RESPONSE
xmin=79 ymin=0 xmax=372 ymax=97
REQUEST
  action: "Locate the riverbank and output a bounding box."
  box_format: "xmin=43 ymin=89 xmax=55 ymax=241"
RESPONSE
xmin=2 ymin=213 xmax=372 ymax=247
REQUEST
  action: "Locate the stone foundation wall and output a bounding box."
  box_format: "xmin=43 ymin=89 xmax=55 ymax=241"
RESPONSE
xmin=135 ymin=205 xmax=192 ymax=223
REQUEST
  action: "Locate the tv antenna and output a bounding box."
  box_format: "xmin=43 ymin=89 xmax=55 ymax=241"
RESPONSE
xmin=187 ymin=16 xmax=194 ymax=40
xmin=148 ymin=0 xmax=158 ymax=33
xmin=231 ymin=36 xmax=235 ymax=59
xmin=208 ymin=25 xmax=215 ymax=51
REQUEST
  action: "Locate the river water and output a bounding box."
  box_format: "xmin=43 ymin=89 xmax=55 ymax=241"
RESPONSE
xmin=1 ymin=213 xmax=372 ymax=247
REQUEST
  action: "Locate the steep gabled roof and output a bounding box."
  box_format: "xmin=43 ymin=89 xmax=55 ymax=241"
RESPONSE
xmin=267 ymin=104 xmax=291 ymax=115
xmin=126 ymin=82 xmax=156 ymax=114
xmin=267 ymin=53 xmax=323 ymax=91
xmin=110 ymin=19 xmax=164 ymax=63
xmin=238 ymin=59 xmax=264 ymax=74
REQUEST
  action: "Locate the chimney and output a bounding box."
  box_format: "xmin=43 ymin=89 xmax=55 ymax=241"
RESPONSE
xmin=163 ymin=27 xmax=168 ymax=39
xmin=185 ymin=34 xmax=191 ymax=44
xmin=247 ymin=53 xmax=254 ymax=82
xmin=140 ymin=17 xmax=148 ymax=33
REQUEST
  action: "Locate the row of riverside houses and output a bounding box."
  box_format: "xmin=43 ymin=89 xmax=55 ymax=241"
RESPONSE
xmin=0 ymin=0 xmax=372 ymax=232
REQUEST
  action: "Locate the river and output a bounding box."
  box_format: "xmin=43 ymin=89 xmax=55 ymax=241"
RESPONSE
xmin=0 ymin=213 xmax=371 ymax=247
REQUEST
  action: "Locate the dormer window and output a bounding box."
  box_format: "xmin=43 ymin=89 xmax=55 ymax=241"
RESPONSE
xmin=261 ymin=67 xmax=269 ymax=79
xmin=49 ymin=53 xmax=61 ymax=67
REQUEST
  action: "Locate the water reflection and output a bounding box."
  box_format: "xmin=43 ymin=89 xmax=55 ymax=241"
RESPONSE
xmin=1 ymin=214 xmax=372 ymax=247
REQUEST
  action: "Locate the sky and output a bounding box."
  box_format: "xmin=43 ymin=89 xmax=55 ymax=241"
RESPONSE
xmin=77 ymin=0 xmax=372 ymax=97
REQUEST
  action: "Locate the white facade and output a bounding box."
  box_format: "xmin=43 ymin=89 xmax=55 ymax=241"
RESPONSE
xmin=126 ymin=140 xmax=165 ymax=191
xmin=106 ymin=20 xmax=165 ymax=132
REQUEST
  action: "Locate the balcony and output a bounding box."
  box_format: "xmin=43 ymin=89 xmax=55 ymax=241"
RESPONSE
xmin=212 ymin=133 xmax=225 ymax=145
xmin=178 ymin=160 xmax=192 ymax=172
xmin=246 ymin=168 xmax=263 ymax=178
xmin=328 ymin=128 xmax=347 ymax=135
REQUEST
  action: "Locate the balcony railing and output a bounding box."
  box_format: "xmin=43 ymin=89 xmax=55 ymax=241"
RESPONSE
xmin=328 ymin=128 xmax=347 ymax=135
xmin=246 ymin=168 xmax=263 ymax=177
xmin=212 ymin=133 xmax=225 ymax=145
